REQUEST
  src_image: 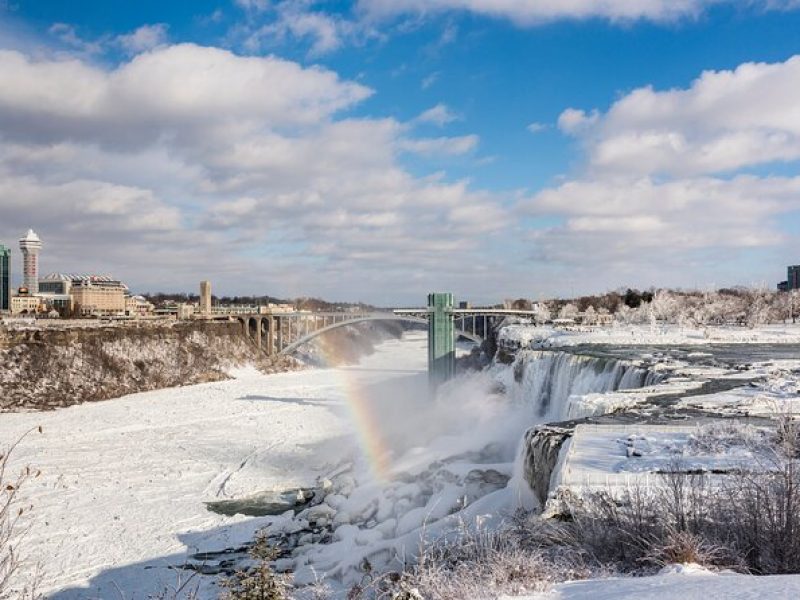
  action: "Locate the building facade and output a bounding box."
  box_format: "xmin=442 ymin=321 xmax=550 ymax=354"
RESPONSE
xmin=40 ymin=273 xmax=127 ymax=316
xmin=70 ymin=276 xmax=127 ymax=316
xmin=125 ymin=295 xmax=154 ymax=317
xmin=0 ymin=245 xmax=9 ymax=312
xmin=18 ymin=229 xmax=42 ymax=295
xmin=11 ymin=294 xmax=42 ymax=315
xmin=789 ymin=265 xmax=800 ymax=291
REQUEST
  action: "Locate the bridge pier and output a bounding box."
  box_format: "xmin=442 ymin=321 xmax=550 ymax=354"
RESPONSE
xmin=428 ymin=292 xmax=456 ymax=389
xmin=266 ymin=316 xmax=275 ymax=356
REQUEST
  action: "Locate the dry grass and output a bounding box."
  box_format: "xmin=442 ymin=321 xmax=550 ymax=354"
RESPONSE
xmin=345 ymin=522 xmax=591 ymax=600
xmin=0 ymin=426 xmax=43 ymax=600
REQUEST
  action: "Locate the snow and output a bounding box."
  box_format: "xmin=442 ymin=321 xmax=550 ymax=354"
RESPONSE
xmin=7 ymin=323 xmax=799 ymax=598
xmin=1 ymin=332 xmax=541 ymax=597
xmin=0 ymin=336 xmax=429 ymax=597
xmin=677 ymin=361 xmax=800 ymax=416
xmin=499 ymin=323 xmax=800 ymax=349
xmin=547 ymin=422 xmax=778 ymax=504
xmin=512 ymin=567 xmax=800 ymax=600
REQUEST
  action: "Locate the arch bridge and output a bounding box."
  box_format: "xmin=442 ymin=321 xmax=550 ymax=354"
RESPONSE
xmin=237 ymin=293 xmax=538 ymax=386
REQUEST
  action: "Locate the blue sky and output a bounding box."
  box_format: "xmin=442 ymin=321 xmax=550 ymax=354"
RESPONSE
xmin=1 ymin=1 xmax=800 ymax=303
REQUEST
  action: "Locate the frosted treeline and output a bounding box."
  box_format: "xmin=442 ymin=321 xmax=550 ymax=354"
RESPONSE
xmin=548 ymin=288 xmax=799 ymax=327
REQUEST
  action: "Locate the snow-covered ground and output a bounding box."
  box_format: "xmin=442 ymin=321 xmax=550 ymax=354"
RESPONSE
xmin=517 ymin=564 xmax=800 ymax=599
xmin=0 ymin=334 xmax=439 ymax=597
xmin=6 ymin=325 xmax=800 ymax=599
xmin=500 ymin=323 xmax=800 ymax=349
xmin=549 ymin=423 xmax=775 ymax=498
xmin=3 ymin=332 xmax=531 ymax=598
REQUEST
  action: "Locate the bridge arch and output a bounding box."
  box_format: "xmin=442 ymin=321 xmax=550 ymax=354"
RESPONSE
xmin=277 ymin=314 xmax=482 ymax=356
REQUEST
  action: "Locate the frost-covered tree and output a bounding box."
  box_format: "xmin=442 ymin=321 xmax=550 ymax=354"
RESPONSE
xmin=558 ymin=303 xmax=578 ymax=320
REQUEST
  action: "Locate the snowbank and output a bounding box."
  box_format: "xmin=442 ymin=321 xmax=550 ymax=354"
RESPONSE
xmin=514 ymin=568 xmax=800 ymax=599
xmin=499 ymin=323 xmax=800 ymax=349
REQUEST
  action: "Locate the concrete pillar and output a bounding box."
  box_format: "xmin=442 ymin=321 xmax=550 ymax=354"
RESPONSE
xmin=255 ymin=316 xmax=262 ymax=349
xmin=428 ymin=292 xmax=455 ymax=389
xmin=277 ymin=317 xmax=283 ymax=352
xmin=266 ymin=317 xmax=274 ymax=355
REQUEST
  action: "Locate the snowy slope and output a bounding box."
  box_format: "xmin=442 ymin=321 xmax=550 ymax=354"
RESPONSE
xmin=515 ymin=565 xmax=800 ymax=599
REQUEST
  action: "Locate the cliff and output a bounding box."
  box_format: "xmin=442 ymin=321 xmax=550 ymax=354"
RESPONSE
xmin=0 ymin=321 xmax=296 ymax=411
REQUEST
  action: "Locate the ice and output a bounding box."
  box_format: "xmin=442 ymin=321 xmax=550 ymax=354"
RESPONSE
xmin=499 ymin=323 xmax=800 ymax=349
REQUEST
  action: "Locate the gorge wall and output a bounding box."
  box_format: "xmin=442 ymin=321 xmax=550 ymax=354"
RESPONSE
xmin=0 ymin=321 xmax=293 ymax=411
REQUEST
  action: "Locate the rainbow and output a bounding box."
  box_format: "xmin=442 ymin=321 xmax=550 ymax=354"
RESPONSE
xmin=313 ymin=337 xmax=394 ymax=482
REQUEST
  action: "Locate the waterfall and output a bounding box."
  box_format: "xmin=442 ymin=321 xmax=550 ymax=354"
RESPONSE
xmin=507 ymin=350 xmax=663 ymax=423
xmin=505 ymin=349 xmax=664 ymax=511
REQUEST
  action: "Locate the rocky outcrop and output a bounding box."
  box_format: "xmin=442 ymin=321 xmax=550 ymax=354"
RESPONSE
xmin=519 ymin=425 xmax=574 ymax=508
xmin=0 ymin=321 xmax=298 ymax=411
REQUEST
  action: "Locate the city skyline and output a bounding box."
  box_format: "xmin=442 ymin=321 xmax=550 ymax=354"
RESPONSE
xmin=1 ymin=2 xmax=800 ymax=304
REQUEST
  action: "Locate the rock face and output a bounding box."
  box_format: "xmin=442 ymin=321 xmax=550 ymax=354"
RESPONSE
xmin=0 ymin=321 xmax=297 ymax=411
xmin=519 ymin=425 xmax=573 ymax=508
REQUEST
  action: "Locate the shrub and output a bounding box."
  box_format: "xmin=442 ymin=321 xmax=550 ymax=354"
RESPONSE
xmin=221 ymin=534 xmax=288 ymax=600
xmin=349 ymin=523 xmax=591 ymax=600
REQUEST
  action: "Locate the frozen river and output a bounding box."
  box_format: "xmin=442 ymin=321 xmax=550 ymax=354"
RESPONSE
xmin=3 ymin=332 xmax=464 ymax=597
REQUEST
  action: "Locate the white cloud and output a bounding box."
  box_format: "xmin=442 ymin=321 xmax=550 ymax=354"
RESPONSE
xmin=525 ymin=175 xmax=800 ymax=269
xmin=358 ymin=0 xmax=800 ymax=25
xmin=526 ymin=121 xmax=548 ymax=134
xmin=236 ymin=1 xmax=380 ymax=57
xmin=421 ymin=72 xmax=439 ymax=89
xmin=0 ymin=44 xmax=372 ymax=147
xmin=560 ymin=55 xmax=800 ymax=176
xmin=399 ymin=134 xmax=478 ymax=156
xmin=235 ymin=0 xmax=271 ymax=12
xmin=0 ymin=43 xmax=509 ymax=301
xmin=251 ymin=7 xmax=345 ymax=56
xmin=415 ymin=103 xmax=458 ymax=127
xmin=48 ymin=23 xmax=105 ymax=55
xmin=117 ymin=24 xmax=169 ymax=54
xmin=557 ymin=108 xmax=598 ymax=134
xmin=520 ymin=53 xmax=800 ymax=289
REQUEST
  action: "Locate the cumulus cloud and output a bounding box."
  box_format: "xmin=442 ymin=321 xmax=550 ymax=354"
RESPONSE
xmin=0 ymin=44 xmax=372 ymax=148
xmin=399 ymin=134 xmax=478 ymax=156
xmin=236 ymin=1 xmax=380 ymax=57
xmin=117 ymin=24 xmax=169 ymax=54
xmin=526 ymin=122 xmax=550 ymax=134
xmin=523 ymin=175 xmax=800 ymax=287
xmin=235 ymin=0 xmax=271 ymax=12
xmin=414 ymin=103 xmax=459 ymax=127
xmin=519 ymin=54 xmax=800 ymax=289
xmin=560 ymin=55 xmax=800 ymax=176
xmin=48 ymin=23 xmax=105 ymax=55
xmin=248 ymin=7 xmax=346 ymax=55
xmin=0 ymin=42 xmax=505 ymax=301
xmin=358 ymin=0 xmax=800 ymax=25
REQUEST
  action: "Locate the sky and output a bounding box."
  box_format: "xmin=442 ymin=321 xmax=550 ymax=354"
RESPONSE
xmin=1 ymin=1 xmax=800 ymax=305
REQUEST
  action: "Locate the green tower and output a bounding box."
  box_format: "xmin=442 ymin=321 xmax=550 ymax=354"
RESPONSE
xmin=0 ymin=245 xmax=9 ymax=312
xmin=428 ymin=292 xmax=455 ymax=388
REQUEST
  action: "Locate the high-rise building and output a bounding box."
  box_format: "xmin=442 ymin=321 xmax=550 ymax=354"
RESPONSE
xmin=18 ymin=229 xmax=43 ymax=295
xmin=200 ymin=280 xmax=212 ymax=315
xmin=789 ymin=265 xmax=800 ymax=291
xmin=0 ymin=245 xmax=10 ymax=312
